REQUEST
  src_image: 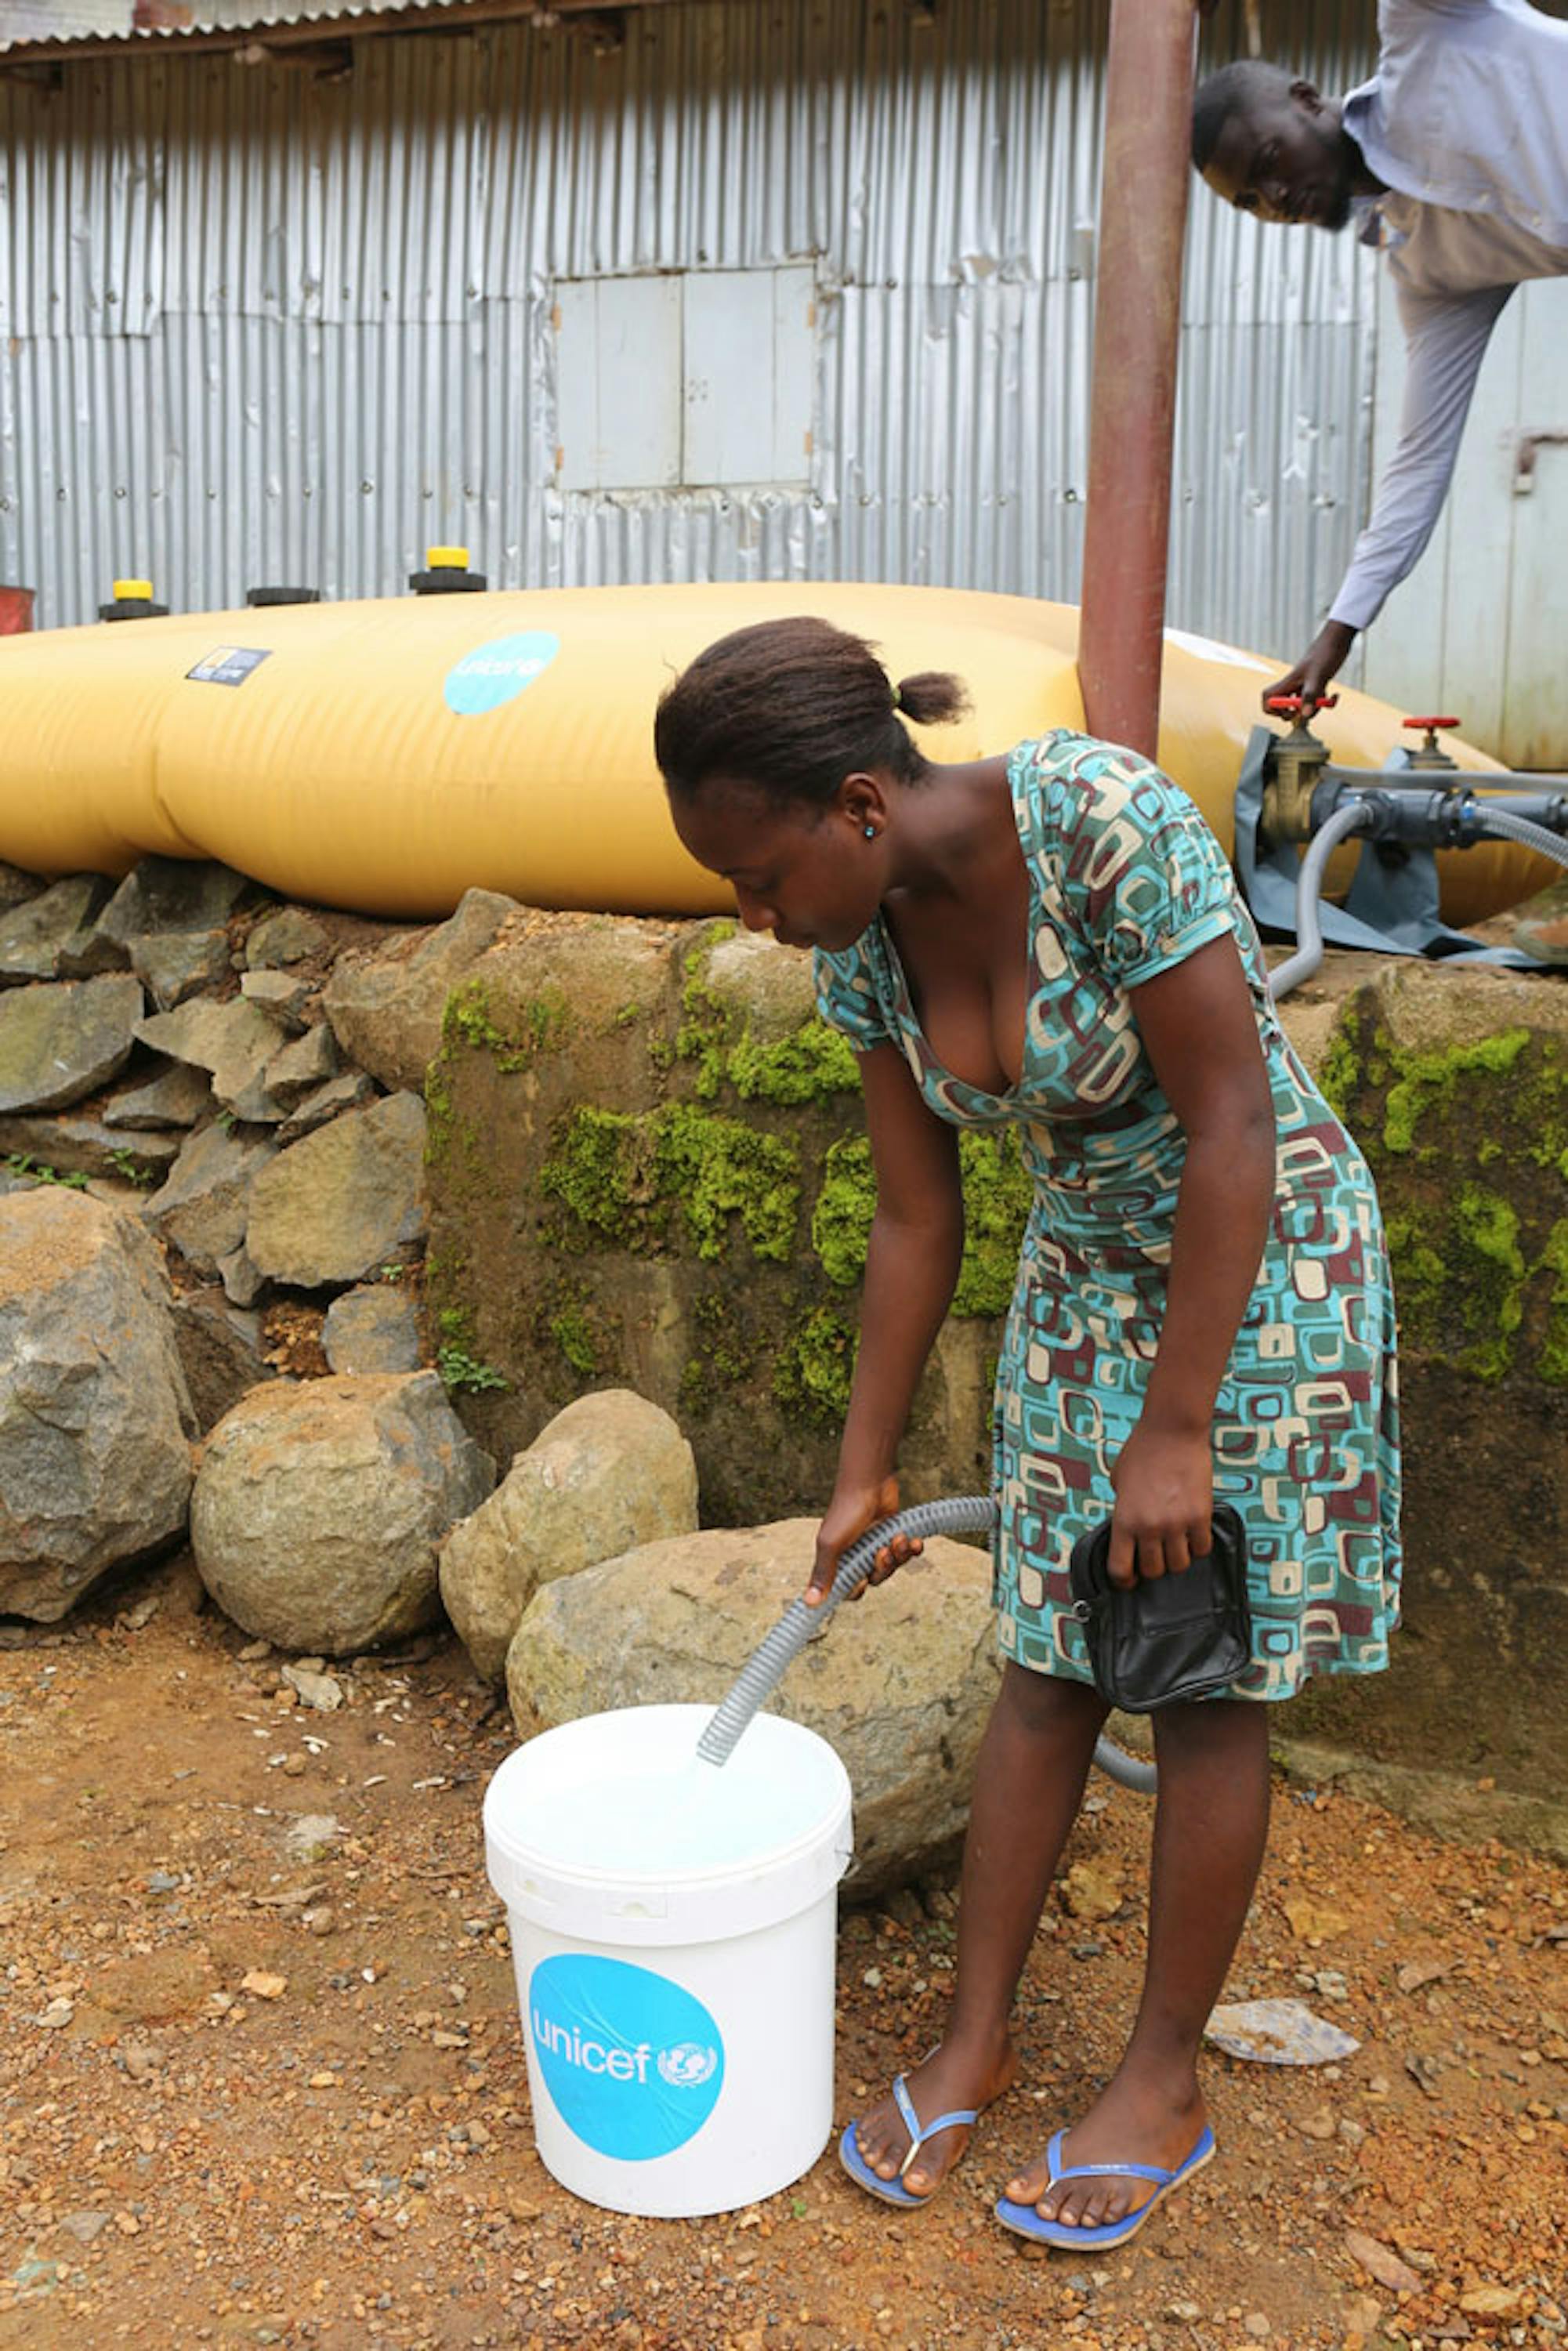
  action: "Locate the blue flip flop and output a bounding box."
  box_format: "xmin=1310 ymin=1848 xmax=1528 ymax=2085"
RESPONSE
xmin=994 ymin=2123 xmax=1216 ymax=2249
xmin=838 ymin=2073 xmax=981 ymax=2210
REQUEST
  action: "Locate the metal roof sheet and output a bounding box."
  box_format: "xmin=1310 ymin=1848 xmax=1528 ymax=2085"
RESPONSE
xmin=0 ymin=0 xmax=653 ymax=59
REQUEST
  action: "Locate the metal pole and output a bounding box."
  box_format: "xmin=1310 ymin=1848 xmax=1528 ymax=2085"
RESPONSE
xmin=1077 ymin=0 xmax=1199 ymax=758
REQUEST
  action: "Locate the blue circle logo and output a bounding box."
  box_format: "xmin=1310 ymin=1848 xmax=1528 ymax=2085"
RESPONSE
xmin=528 ymin=1954 xmax=726 ymax=2161
xmin=444 ymin=630 xmax=559 ymax=716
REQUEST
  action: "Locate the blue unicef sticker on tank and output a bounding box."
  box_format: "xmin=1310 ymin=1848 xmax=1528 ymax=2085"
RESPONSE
xmin=444 ymin=630 xmax=559 ymax=716
xmin=528 ymin=1954 xmax=725 ymax=2161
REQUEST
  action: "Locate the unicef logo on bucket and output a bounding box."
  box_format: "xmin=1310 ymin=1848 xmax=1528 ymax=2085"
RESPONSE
xmin=529 ymin=1954 xmax=725 ymax=2161
xmin=444 ymin=630 xmax=559 ymax=716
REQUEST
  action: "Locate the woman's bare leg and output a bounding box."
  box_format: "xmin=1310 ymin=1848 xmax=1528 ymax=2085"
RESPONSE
xmin=1001 ymin=1695 xmax=1271 ymax=2229
xmin=850 ymin=1665 xmax=1109 ymax=2195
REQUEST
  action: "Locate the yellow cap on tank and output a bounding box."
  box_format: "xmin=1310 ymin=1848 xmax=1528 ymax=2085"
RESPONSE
xmin=425 ymin=546 xmax=469 ymax=571
xmin=114 ymin=578 xmax=154 ymax=601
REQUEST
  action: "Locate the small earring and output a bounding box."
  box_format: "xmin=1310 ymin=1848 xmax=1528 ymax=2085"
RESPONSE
xmin=863 ymin=824 xmax=877 ymax=840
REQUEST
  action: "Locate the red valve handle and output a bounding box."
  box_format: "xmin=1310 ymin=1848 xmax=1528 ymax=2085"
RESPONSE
xmin=1403 ymin=715 xmax=1460 ymax=731
xmin=1265 ymin=693 xmax=1339 ymax=716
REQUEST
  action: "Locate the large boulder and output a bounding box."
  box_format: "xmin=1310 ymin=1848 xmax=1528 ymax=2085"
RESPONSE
xmin=0 ymin=975 xmax=145 ymax=1113
xmin=440 ymin=1389 xmax=698 ymax=1683
xmin=505 ymin=1520 xmax=1001 ymax=1896
xmin=244 ymin=1091 xmax=425 ymax=1287
xmin=190 ymin=1371 xmax=494 ymax=1654
xmin=322 ymin=888 xmax=520 ymax=1092
xmin=0 ymin=1190 xmax=194 ymax=1620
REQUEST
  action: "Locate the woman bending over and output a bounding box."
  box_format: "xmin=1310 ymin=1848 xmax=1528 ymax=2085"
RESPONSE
xmin=654 ymin=616 xmax=1400 ymax=2250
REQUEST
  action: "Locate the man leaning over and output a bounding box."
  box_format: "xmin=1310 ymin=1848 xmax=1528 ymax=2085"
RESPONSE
xmin=1192 ymin=0 xmax=1568 ymax=711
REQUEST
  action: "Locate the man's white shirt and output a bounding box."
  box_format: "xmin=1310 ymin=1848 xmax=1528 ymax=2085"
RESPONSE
xmin=1327 ymin=0 xmax=1568 ymax=632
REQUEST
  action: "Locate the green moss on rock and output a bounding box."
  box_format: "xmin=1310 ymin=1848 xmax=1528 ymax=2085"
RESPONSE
xmin=1322 ymin=1002 xmax=1567 ymax=1386
xmin=657 ymin=1105 xmax=800 ymax=1262
xmin=672 ymin=928 xmax=860 ymax=1107
xmin=539 ymin=1102 xmax=800 ymax=1264
xmin=1314 ymin=1024 xmax=1360 ymax=1117
xmin=1387 ymin=1186 xmax=1530 ymax=1382
xmin=813 ymin=1136 xmax=875 ymax=1289
xmin=442 ymin=977 xmax=570 ymax=1074
xmin=538 ymin=1105 xmax=653 ymax=1248
xmin=952 ymin=1131 xmax=1034 ymax=1318
xmin=550 ymin=1303 xmax=601 ymax=1378
xmin=808 ymin=1127 xmax=1030 ymax=1315
xmin=1539 ymin=1219 xmax=1568 ymax=1388
xmin=680 ymin=1287 xmax=764 ymax=1412
xmin=727 ymin=1022 xmax=860 ymax=1105
xmin=1382 ymin=1029 xmax=1530 ymax=1156
xmin=773 ymin=1306 xmax=858 ymax=1428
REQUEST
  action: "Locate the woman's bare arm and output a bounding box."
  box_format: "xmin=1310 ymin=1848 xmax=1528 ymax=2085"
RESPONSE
xmin=809 ymin=1040 xmax=965 ymax=1602
xmin=1110 ymin=932 xmax=1277 ymax=1585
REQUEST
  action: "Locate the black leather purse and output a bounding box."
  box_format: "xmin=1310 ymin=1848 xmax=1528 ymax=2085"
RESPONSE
xmin=1067 ymin=1503 xmax=1251 ymax=1712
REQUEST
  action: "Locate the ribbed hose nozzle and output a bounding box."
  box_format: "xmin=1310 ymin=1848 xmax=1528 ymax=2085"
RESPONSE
xmin=695 ymin=1495 xmax=999 ymax=1767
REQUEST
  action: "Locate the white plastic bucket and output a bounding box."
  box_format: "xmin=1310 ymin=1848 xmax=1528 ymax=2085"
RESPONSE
xmin=483 ymin=1703 xmax=853 ymax=2219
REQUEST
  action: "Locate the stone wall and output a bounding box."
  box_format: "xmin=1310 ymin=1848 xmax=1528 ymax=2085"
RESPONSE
xmin=426 ymin=927 xmax=1568 ymax=1845
xmin=422 ymin=916 xmax=1019 ymax=1523
xmin=1274 ymin=962 xmax=1568 ymax=1850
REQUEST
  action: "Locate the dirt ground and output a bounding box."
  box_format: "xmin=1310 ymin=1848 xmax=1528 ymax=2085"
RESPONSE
xmin=0 ymin=1556 xmax=1563 ymax=2351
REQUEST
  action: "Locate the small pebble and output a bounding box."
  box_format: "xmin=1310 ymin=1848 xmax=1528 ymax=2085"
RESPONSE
xmin=59 ymin=2211 xmax=111 ymax=2246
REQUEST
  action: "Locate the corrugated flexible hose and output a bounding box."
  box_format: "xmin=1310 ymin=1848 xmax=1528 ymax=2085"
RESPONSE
xmin=694 ymin=1495 xmax=1157 ymax=1793
xmin=1472 ymin=808 xmax=1568 ymax=872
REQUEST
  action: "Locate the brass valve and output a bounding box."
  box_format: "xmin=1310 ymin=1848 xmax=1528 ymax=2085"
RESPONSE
xmin=1260 ymin=694 xmax=1338 ymax=844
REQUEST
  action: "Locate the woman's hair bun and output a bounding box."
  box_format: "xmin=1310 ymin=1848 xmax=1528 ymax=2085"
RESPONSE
xmin=893 ymin=671 xmax=971 ymax=728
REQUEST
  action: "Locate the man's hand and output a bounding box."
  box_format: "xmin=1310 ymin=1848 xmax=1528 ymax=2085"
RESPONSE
xmin=1262 ymin=618 xmax=1358 ymax=715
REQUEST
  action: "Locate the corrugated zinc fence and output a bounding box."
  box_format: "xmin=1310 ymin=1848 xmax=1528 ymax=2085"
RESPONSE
xmin=0 ymin=0 xmax=1379 ymax=668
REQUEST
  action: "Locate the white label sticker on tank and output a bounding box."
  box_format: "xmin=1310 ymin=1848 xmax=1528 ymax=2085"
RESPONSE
xmin=1162 ymin=627 xmax=1274 ymax=676
xmin=186 ymin=646 xmax=272 ymax=687
xmin=444 ymin=630 xmax=560 ymax=716
xmin=529 ymin=1954 xmax=725 ymax=2161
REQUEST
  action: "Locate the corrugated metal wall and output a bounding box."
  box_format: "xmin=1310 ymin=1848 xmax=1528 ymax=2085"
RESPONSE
xmin=0 ymin=0 xmax=1381 ymax=660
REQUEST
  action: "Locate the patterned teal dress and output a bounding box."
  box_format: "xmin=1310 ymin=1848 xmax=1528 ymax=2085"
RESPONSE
xmin=813 ymin=731 xmax=1401 ymax=1701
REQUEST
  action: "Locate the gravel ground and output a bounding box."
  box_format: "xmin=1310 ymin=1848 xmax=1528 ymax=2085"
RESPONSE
xmin=1 ymin=1552 xmax=1563 ymax=2351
